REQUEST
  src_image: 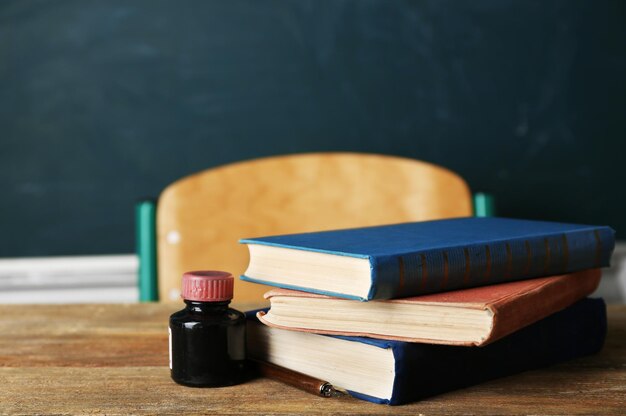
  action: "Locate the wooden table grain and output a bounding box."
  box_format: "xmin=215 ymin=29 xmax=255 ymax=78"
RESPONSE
xmin=0 ymin=303 xmax=624 ymax=415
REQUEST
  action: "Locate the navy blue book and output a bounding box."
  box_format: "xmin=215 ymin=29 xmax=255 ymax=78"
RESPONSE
xmin=247 ymin=298 xmax=607 ymax=405
xmin=240 ymin=217 xmax=614 ymax=300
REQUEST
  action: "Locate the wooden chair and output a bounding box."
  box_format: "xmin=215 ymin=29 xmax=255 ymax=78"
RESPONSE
xmin=157 ymin=153 xmax=473 ymax=302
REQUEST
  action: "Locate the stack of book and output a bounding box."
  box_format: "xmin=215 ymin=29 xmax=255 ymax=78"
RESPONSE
xmin=239 ymin=217 xmax=615 ymax=405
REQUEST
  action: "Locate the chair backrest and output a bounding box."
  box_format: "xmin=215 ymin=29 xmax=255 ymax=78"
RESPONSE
xmin=157 ymin=153 xmax=472 ymax=302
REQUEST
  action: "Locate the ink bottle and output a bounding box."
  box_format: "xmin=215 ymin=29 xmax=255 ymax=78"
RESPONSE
xmin=169 ymin=271 xmax=246 ymax=387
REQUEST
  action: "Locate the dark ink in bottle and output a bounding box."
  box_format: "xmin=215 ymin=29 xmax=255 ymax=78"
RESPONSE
xmin=169 ymin=271 xmax=246 ymax=387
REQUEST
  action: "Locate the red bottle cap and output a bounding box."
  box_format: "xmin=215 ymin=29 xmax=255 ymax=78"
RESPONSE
xmin=181 ymin=271 xmax=234 ymax=302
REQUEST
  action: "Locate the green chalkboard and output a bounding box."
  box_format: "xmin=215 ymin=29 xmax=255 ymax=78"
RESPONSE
xmin=0 ymin=0 xmax=624 ymax=256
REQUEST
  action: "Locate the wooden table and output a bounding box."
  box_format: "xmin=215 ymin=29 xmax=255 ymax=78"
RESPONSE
xmin=0 ymin=303 xmax=624 ymax=415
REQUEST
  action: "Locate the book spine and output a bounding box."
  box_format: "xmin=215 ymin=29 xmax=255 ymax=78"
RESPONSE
xmin=484 ymin=269 xmax=601 ymax=345
xmin=388 ymin=298 xmax=606 ymax=405
xmin=370 ymin=226 xmax=614 ymax=299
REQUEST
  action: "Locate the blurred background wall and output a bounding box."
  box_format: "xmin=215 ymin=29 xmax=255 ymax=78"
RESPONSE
xmin=1 ymin=0 xmax=624 ymax=258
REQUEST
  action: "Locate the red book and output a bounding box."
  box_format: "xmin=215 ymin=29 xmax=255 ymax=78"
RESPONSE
xmin=257 ymin=269 xmax=601 ymax=346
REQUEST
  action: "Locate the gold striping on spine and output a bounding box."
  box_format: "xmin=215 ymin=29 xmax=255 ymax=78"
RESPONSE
xmin=484 ymin=245 xmax=492 ymax=281
xmin=463 ymin=248 xmax=471 ymax=285
xmin=397 ymin=256 xmax=406 ymax=293
xmin=420 ymin=254 xmax=428 ymax=290
xmin=441 ymin=251 xmax=449 ymax=290
xmin=561 ymin=234 xmax=569 ymax=273
xmin=594 ymin=230 xmax=603 ymax=268
xmin=524 ymin=241 xmax=532 ymax=275
xmin=505 ymin=242 xmax=512 ymax=279
xmin=543 ymin=238 xmax=551 ymax=274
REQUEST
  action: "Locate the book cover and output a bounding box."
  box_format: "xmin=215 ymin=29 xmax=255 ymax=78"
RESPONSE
xmin=247 ymin=298 xmax=607 ymax=405
xmin=240 ymin=217 xmax=614 ymax=300
xmin=257 ymin=269 xmax=602 ymax=346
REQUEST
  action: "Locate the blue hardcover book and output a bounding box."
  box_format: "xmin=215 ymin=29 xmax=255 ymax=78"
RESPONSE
xmin=247 ymin=298 xmax=607 ymax=405
xmin=240 ymin=217 xmax=614 ymax=300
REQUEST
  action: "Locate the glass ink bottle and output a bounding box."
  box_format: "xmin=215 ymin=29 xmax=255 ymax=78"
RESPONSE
xmin=169 ymin=271 xmax=246 ymax=387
